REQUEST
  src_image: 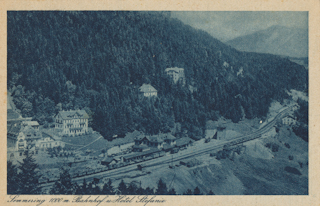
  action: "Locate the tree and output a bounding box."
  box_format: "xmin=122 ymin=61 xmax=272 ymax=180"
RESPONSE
xmin=155 ymin=178 xmax=168 ymax=195
xmin=7 ymin=161 xmax=18 ymax=194
xmin=127 ymin=182 xmax=138 ymax=195
xmin=102 ymin=179 xmax=114 ymax=195
xmin=168 ymin=188 xmax=176 ymax=195
xmin=117 ymin=180 xmax=127 ymax=195
xmin=50 ymin=167 xmax=75 ymax=194
xmin=16 ymin=152 xmax=42 ymax=194
xmin=183 ymin=189 xmax=193 ymax=195
xmin=144 ymin=187 xmax=154 ymax=195
xmin=75 ymin=178 xmax=87 ymax=194
xmin=207 ymin=190 xmax=215 ymax=195
xmin=193 ymin=186 xmax=201 ymax=195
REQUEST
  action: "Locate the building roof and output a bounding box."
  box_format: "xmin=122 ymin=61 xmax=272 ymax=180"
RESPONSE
xmin=23 ymin=121 xmax=39 ymax=127
xmin=133 ymin=145 xmax=150 ymax=150
xmin=101 ymin=157 xmax=115 ymax=163
xmin=163 ymin=133 xmax=176 ymax=140
xmin=56 ymin=110 xmax=89 ymax=120
xmin=165 ymin=67 xmax=184 ymax=73
xmin=139 ymin=84 xmax=157 ymax=93
xmin=134 ymin=134 xmax=146 ymax=141
xmin=163 ymin=144 xmax=175 ymax=151
xmin=122 ymin=148 xmax=160 ymax=160
xmin=147 ymin=135 xmax=164 ymax=143
xmin=22 ymin=126 xmax=42 ymax=140
xmin=176 ymin=137 xmax=193 ymax=147
xmin=7 ymin=122 xmax=22 ymax=140
xmin=7 ymin=109 xmax=22 ymax=120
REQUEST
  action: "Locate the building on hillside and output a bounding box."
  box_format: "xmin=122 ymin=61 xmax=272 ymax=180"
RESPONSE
xmin=282 ymin=115 xmax=297 ymax=125
xmin=54 ymin=110 xmax=89 ymax=136
xmin=139 ymin=84 xmax=157 ymax=97
xmin=36 ymin=132 xmax=65 ymax=150
xmin=134 ymin=133 xmax=176 ymax=150
xmin=22 ymin=126 xmax=43 ymax=149
xmin=7 ymin=122 xmax=22 ymax=152
xmin=22 ymin=121 xmax=40 ymax=130
xmin=165 ymin=67 xmax=186 ymax=85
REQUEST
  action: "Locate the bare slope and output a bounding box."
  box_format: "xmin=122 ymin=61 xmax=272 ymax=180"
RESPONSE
xmin=226 ymin=25 xmax=308 ymax=58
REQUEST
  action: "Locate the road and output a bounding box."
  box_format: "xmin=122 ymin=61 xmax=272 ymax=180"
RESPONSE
xmin=41 ymin=105 xmax=294 ymax=189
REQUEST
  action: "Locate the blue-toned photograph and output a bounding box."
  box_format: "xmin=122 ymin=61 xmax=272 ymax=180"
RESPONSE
xmin=7 ymin=11 xmax=308 ymax=195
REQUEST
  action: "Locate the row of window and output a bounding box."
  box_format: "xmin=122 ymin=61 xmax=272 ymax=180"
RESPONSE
xmin=56 ymin=119 xmax=88 ymax=123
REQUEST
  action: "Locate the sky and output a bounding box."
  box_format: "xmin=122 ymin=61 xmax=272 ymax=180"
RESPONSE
xmin=171 ymin=11 xmax=308 ymax=42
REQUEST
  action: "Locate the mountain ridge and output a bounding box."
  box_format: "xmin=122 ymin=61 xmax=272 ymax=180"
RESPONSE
xmin=226 ymin=25 xmax=308 ymax=58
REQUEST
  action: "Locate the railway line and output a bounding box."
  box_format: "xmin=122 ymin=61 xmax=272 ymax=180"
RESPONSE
xmin=41 ymin=105 xmax=294 ymax=189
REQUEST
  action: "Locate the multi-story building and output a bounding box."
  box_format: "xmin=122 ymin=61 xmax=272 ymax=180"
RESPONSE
xmin=139 ymin=84 xmax=157 ymax=97
xmin=55 ymin=110 xmax=89 ymax=136
xmin=165 ymin=67 xmax=186 ymax=85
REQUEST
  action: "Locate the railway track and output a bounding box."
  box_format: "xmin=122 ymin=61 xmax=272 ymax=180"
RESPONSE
xmin=41 ymin=106 xmax=294 ymax=188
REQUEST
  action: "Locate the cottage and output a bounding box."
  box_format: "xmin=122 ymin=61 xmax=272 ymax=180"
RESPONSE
xmin=55 ymin=110 xmax=89 ymax=136
xmin=282 ymin=115 xmax=297 ymax=125
xmin=7 ymin=122 xmax=22 ymax=151
xmin=101 ymin=157 xmax=118 ymax=166
xmin=36 ymin=132 xmax=65 ymax=150
xmin=22 ymin=121 xmax=40 ymax=130
xmin=134 ymin=133 xmax=176 ymax=150
xmin=165 ymin=67 xmax=186 ymax=85
xmin=139 ymin=84 xmax=157 ymax=97
xmin=22 ymin=126 xmax=42 ymax=147
xmin=175 ymin=137 xmax=194 ymax=148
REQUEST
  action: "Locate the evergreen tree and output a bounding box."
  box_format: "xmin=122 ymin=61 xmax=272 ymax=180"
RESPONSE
xmin=155 ymin=178 xmax=168 ymax=195
xmin=102 ymin=179 xmax=114 ymax=195
xmin=7 ymin=161 xmax=19 ymax=194
xmin=50 ymin=167 xmax=74 ymax=194
xmin=193 ymin=186 xmax=201 ymax=195
xmin=207 ymin=190 xmax=215 ymax=195
xmin=168 ymin=188 xmax=176 ymax=195
xmin=16 ymin=152 xmax=42 ymax=194
xmin=77 ymin=178 xmax=87 ymax=194
xmin=183 ymin=189 xmax=193 ymax=195
xmin=127 ymin=182 xmax=138 ymax=195
xmin=144 ymin=187 xmax=154 ymax=195
xmin=117 ymin=180 xmax=127 ymax=195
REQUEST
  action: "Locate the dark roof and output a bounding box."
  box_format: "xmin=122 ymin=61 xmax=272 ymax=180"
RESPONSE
xmin=101 ymin=157 xmax=115 ymax=163
xmin=176 ymin=137 xmax=193 ymax=147
xmin=122 ymin=148 xmax=160 ymax=160
xmin=164 ymin=134 xmax=176 ymax=140
xmin=57 ymin=110 xmax=89 ymax=120
xmin=147 ymin=136 xmax=164 ymax=143
xmin=134 ymin=134 xmax=145 ymax=141
xmin=133 ymin=145 xmax=149 ymax=150
xmin=7 ymin=122 xmax=22 ymax=135
xmin=147 ymin=133 xmax=176 ymax=143
xmin=163 ymin=144 xmax=175 ymax=151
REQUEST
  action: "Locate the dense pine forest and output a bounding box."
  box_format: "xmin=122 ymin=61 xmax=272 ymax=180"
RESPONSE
xmin=7 ymin=11 xmax=308 ymax=140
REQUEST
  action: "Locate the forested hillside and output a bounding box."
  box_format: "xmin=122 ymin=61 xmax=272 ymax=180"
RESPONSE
xmin=7 ymin=11 xmax=308 ymax=140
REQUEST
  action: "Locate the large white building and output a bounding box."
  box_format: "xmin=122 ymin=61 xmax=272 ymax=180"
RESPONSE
xmin=139 ymin=84 xmax=157 ymax=97
xmin=55 ymin=110 xmax=89 ymax=136
xmin=165 ymin=67 xmax=186 ymax=85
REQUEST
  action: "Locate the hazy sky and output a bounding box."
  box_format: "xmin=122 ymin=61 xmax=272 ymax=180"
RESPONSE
xmin=171 ymin=11 xmax=308 ymax=42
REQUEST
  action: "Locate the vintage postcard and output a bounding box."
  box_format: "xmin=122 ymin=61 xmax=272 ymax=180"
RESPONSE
xmin=1 ymin=0 xmax=320 ymax=205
